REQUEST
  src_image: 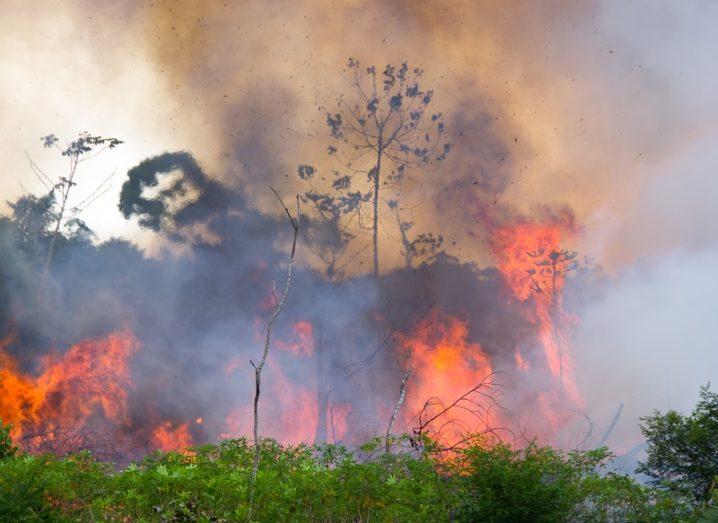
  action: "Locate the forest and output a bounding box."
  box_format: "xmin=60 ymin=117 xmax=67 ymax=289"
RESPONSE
xmin=2 ymin=1 xmax=718 ymax=521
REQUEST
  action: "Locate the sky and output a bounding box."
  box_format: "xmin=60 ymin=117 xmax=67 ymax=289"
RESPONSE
xmin=1 ymin=0 xmax=716 ymax=449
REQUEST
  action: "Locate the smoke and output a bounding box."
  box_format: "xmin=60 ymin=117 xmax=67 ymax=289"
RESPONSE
xmin=572 ymin=130 xmax=718 ymax=452
xmin=1 ymin=0 xmax=716 ymax=455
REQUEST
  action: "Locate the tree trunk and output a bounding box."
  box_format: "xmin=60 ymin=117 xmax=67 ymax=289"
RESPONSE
xmin=43 ymin=164 xmax=76 ymax=277
xmin=372 ymin=148 xmax=382 ymax=277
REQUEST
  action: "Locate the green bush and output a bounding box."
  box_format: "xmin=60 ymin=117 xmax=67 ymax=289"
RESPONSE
xmin=0 ymin=419 xmax=17 ymax=460
xmin=450 ymin=443 xmax=692 ymax=522
xmin=0 ymin=435 xmax=698 ymax=521
xmin=639 ymin=384 xmax=718 ymax=505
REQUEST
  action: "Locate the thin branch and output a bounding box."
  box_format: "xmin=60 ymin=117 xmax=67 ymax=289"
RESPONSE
xmin=251 ymin=188 xmax=301 ymax=486
xmin=385 ymin=368 xmax=413 ymax=453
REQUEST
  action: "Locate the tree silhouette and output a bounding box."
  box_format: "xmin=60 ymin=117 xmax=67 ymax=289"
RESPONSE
xmin=396 ymin=211 xmax=444 ymax=269
xmin=300 ymin=59 xmax=451 ymax=276
xmin=28 ymin=132 xmax=122 ymax=275
xmin=298 ymin=164 xmax=368 ymax=280
xmin=526 ymin=247 xmax=579 ymax=385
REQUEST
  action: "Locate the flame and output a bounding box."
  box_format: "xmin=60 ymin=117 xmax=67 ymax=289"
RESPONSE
xmin=0 ymin=329 xmax=139 ymax=448
xmin=396 ymin=312 xmax=501 ymax=448
xmin=276 ymin=321 xmax=314 ymax=357
xmin=327 ymin=402 xmax=351 ymax=443
xmin=489 ymin=214 xmax=583 ymax=408
xmin=151 ymin=421 xmax=193 ymax=452
xmin=223 ymin=320 xmax=319 ymax=444
xmin=514 ymin=350 xmax=530 ymax=371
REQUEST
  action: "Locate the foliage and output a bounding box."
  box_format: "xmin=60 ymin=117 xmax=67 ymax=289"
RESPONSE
xmin=0 ymin=452 xmax=109 ymax=521
xmin=639 ymin=383 xmax=718 ymax=505
xmin=451 ymin=443 xmax=691 ymax=522
xmin=0 ymin=419 xmax=17 ymax=460
xmin=0 ymin=436 xmax=696 ymax=522
xmin=26 ymin=131 xmax=122 ymax=272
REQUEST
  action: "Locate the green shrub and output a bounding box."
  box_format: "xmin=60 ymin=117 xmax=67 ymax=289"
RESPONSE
xmin=0 ymin=419 xmax=17 ymax=460
xmin=0 ymin=435 xmax=698 ymax=521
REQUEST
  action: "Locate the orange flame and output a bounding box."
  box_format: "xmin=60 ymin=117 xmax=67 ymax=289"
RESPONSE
xmin=489 ymin=214 xmax=583 ymax=408
xmin=151 ymin=421 xmax=193 ymax=452
xmin=396 ymin=312 xmax=501 ymax=448
xmin=0 ymin=329 xmax=139 ymax=447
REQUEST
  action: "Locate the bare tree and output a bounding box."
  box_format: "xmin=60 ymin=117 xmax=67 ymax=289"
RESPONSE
xmin=28 ymin=132 xmax=122 ymax=276
xmin=300 ymin=59 xmax=451 ymax=277
xmin=385 ymin=368 xmax=412 ymax=453
xmin=250 ymin=189 xmax=300 ymax=484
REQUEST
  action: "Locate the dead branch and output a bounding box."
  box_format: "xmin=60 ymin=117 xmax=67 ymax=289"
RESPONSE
xmin=408 ymin=373 xmax=506 ymax=454
xmin=569 ymin=408 xmax=596 ymax=450
xmin=598 ymin=402 xmax=624 ymax=447
xmin=385 ymin=368 xmax=412 ymax=453
xmin=250 ymin=189 xmax=300 ymax=485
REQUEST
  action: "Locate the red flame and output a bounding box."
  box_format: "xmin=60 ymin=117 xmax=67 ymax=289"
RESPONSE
xmin=276 ymin=321 xmax=314 ymax=357
xmin=489 ymin=213 xmax=583 ymax=408
xmin=396 ymin=311 xmax=502 ymax=447
xmin=0 ymin=329 xmax=139 ymax=449
xmin=151 ymin=421 xmax=193 ymax=452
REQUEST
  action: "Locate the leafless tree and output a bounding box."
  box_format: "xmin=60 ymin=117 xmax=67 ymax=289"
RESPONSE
xmin=598 ymin=402 xmax=624 ymax=447
xmin=569 ymin=408 xmax=596 ymax=450
xmin=250 ymin=189 xmax=300 ymax=484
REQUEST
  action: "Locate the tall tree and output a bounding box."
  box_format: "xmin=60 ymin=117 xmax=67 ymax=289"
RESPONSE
xmin=302 ymin=58 xmax=451 ymax=276
xmin=28 ymin=132 xmax=122 ymax=275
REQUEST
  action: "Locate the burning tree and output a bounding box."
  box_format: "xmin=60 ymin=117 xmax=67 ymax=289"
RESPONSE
xmin=298 ymin=58 xmax=451 ymax=277
xmin=527 ymin=247 xmax=578 ymax=386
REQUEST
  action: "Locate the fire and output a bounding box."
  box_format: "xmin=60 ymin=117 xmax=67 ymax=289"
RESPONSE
xmin=396 ymin=312 xmax=501 ymax=448
xmin=151 ymin=421 xmax=193 ymax=452
xmin=489 ymin=213 xmax=583 ymax=407
xmin=276 ymin=321 xmax=314 ymax=357
xmin=0 ymin=329 xmax=139 ymax=450
xmin=223 ymin=320 xmax=319 ymax=444
xmin=514 ymin=350 xmax=530 ymax=371
xmin=327 ymin=402 xmax=351 ymax=443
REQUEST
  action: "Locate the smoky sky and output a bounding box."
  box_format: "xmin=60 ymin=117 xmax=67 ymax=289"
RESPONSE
xmin=1 ymin=0 xmax=717 ymax=450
